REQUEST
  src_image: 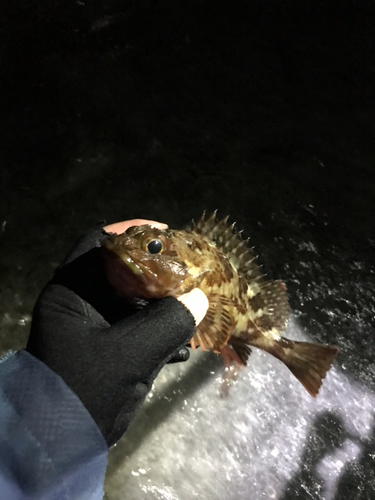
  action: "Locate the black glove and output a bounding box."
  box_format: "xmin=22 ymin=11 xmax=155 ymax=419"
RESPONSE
xmin=26 ymin=224 xmax=196 ymax=447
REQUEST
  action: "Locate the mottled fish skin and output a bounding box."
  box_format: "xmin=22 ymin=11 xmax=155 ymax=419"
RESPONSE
xmin=102 ymin=212 xmax=339 ymax=397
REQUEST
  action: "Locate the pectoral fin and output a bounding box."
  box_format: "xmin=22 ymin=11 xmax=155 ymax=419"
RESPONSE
xmin=190 ymin=294 xmax=236 ymax=352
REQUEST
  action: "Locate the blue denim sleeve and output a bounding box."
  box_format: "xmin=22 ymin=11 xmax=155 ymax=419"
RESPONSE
xmin=0 ymin=350 xmax=108 ymax=500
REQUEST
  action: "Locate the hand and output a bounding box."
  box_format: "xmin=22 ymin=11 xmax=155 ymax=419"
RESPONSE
xmin=26 ymin=219 xmax=208 ymax=447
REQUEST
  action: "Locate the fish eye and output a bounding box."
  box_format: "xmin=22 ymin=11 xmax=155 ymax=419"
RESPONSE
xmin=146 ymin=239 xmax=164 ymax=254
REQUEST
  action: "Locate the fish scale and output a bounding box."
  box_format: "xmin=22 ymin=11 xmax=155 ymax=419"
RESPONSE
xmin=102 ymin=212 xmax=339 ymax=397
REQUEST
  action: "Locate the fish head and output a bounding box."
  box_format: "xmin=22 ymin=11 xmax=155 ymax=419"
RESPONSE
xmin=102 ymin=225 xmax=209 ymax=299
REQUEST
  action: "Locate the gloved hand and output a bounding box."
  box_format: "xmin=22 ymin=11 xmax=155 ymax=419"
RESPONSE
xmin=26 ymin=219 xmax=208 ymax=447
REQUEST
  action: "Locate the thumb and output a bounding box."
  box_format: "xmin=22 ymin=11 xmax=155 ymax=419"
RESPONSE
xmin=177 ymin=288 xmax=209 ymax=326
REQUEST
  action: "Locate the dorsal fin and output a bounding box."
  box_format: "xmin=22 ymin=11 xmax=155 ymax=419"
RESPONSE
xmin=190 ymin=211 xmax=265 ymax=283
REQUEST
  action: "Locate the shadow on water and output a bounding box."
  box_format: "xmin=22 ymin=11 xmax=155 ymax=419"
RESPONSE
xmin=334 ymin=424 xmax=375 ymax=500
xmin=106 ymin=349 xmax=223 ymax=476
xmin=280 ymin=412 xmax=375 ymax=500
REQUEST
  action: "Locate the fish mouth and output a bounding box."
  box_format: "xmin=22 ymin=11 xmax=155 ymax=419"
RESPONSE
xmin=119 ymin=253 xmax=144 ymax=276
xmin=107 ymin=248 xmax=159 ymax=282
xmin=103 ymin=246 xmax=157 ymax=298
xmin=102 ymin=238 xmax=147 ymax=277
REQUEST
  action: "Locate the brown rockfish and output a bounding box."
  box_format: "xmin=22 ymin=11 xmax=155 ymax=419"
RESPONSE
xmin=102 ymin=212 xmax=339 ymax=397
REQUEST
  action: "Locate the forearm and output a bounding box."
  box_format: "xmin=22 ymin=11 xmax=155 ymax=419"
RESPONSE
xmin=0 ymin=351 xmax=108 ymax=500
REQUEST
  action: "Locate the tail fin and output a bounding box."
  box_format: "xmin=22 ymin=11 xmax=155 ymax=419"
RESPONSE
xmin=270 ymin=340 xmax=339 ymax=397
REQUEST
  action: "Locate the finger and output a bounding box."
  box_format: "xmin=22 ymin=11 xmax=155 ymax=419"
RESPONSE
xmin=108 ymin=297 xmax=196 ymax=379
xmin=62 ymin=223 xmax=107 ymax=265
xmin=177 ymin=288 xmax=209 ymax=326
xmin=167 ymin=347 xmax=190 ymax=364
xmin=104 ymin=219 xmax=168 ymax=234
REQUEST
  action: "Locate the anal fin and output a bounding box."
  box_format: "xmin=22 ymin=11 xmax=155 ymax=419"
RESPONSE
xmin=227 ymin=336 xmax=252 ymax=366
xmin=219 ymin=345 xmax=243 ymax=397
xmin=218 ymin=339 xmax=252 ymax=397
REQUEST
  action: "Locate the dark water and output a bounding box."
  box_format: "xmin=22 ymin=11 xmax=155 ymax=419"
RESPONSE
xmin=1 ymin=1 xmax=374 ymax=498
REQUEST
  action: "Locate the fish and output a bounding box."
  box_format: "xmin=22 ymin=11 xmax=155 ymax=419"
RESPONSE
xmin=102 ymin=211 xmax=339 ymax=397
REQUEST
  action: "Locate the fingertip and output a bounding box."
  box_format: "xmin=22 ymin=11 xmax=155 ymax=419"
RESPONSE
xmin=168 ymin=347 xmax=190 ymax=364
xmin=104 ymin=220 xmax=168 ymax=234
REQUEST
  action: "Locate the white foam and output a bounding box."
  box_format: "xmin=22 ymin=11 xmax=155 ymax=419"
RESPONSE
xmin=105 ymin=316 xmax=375 ymax=499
